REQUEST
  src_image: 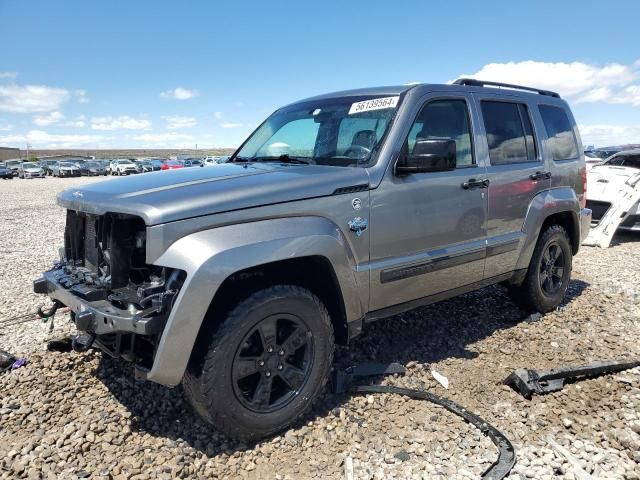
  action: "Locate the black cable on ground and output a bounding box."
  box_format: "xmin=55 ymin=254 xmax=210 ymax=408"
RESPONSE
xmin=354 ymin=384 xmax=515 ymax=480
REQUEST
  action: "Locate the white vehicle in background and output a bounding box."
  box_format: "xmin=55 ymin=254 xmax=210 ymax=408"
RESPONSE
xmin=18 ymin=162 xmax=46 ymax=179
xmin=584 ymin=150 xmax=604 ymax=170
xmin=584 ymin=150 xmax=640 ymax=247
xmin=110 ymin=159 xmax=139 ymax=176
xmin=203 ymin=155 xmax=230 ymax=166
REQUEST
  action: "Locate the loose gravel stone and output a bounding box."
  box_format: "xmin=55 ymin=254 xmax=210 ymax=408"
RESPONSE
xmin=1 ymin=176 xmax=639 ymax=478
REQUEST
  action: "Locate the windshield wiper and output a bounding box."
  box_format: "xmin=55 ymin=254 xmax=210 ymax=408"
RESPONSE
xmin=253 ymin=155 xmax=311 ymax=165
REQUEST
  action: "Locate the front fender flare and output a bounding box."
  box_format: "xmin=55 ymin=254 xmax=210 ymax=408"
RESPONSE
xmin=146 ymin=216 xmax=362 ymax=386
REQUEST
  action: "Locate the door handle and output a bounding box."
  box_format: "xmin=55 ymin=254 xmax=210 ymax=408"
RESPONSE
xmin=530 ymin=171 xmax=552 ymax=181
xmin=462 ymin=178 xmax=490 ymax=190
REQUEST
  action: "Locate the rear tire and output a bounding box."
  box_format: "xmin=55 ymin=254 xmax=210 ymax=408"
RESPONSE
xmin=508 ymin=224 xmax=572 ymax=313
xmin=184 ymin=285 xmax=334 ymax=441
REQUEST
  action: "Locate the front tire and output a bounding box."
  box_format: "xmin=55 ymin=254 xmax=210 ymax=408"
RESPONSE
xmin=508 ymin=224 xmax=572 ymax=313
xmin=184 ymin=285 xmax=334 ymax=441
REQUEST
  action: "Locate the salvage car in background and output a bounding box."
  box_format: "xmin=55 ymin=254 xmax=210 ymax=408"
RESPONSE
xmin=79 ymin=161 xmax=108 ymax=176
xmin=39 ymin=160 xmax=58 ymax=176
xmin=110 ymin=159 xmax=138 ymax=176
xmin=161 ymin=159 xmax=183 ymax=170
xmin=18 ymin=162 xmax=46 ymax=179
xmin=51 ymin=161 xmax=81 ymax=177
xmin=183 ymin=158 xmax=204 ymax=168
xmin=585 ymin=149 xmax=640 ymax=246
xmin=0 ymin=163 xmax=13 ymax=179
xmin=4 ymin=160 xmax=21 ymax=177
xmin=584 ymin=150 xmax=603 ymax=170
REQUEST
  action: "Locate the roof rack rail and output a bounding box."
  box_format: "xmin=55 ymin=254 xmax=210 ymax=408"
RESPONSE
xmin=453 ymin=78 xmax=560 ymax=98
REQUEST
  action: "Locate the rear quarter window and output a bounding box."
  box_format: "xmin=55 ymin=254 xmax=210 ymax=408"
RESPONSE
xmin=538 ymin=105 xmax=579 ymax=161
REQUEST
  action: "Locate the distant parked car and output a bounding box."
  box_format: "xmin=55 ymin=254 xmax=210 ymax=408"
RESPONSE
xmin=39 ymin=160 xmax=58 ymax=175
xmin=148 ymin=159 xmax=163 ymax=171
xmin=183 ymin=158 xmax=204 ymax=168
xmin=51 ymin=161 xmax=81 ymax=177
xmin=584 ymin=151 xmax=603 ymax=170
xmin=18 ymin=162 xmax=45 ymax=179
xmin=135 ymin=161 xmax=155 ymax=173
xmin=4 ymin=160 xmax=21 ymax=177
xmin=160 ymin=160 xmax=183 ymax=170
xmin=0 ymin=164 xmax=13 ymax=179
xmin=110 ymin=159 xmax=138 ymax=176
xmin=79 ymin=161 xmax=108 ymax=176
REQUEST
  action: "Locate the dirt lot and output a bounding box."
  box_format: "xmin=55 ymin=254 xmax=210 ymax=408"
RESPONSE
xmin=1 ymin=176 xmax=639 ymax=479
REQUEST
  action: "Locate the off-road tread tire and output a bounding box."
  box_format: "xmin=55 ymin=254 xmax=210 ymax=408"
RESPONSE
xmin=508 ymin=224 xmax=572 ymax=313
xmin=183 ymin=285 xmax=334 ymax=441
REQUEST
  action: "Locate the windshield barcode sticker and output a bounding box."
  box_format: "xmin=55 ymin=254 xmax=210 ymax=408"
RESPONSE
xmin=349 ymin=96 xmax=399 ymax=115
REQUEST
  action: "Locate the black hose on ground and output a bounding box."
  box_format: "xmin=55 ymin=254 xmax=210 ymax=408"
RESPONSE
xmin=351 ymin=384 xmax=516 ymax=480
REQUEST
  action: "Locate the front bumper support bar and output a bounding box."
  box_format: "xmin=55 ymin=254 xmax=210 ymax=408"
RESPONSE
xmin=505 ymin=357 xmax=640 ymax=399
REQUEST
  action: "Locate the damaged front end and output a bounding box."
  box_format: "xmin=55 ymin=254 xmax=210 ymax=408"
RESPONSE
xmin=33 ymin=210 xmax=185 ymax=371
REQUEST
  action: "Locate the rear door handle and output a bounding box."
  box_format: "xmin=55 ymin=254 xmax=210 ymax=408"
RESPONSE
xmin=462 ymin=178 xmax=490 ymax=190
xmin=530 ymin=171 xmax=552 ymax=181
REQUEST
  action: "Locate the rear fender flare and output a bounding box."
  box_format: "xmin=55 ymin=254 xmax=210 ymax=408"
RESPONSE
xmin=515 ymin=187 xmax=580 ymax=272
xmin=147 ymin=216 xmax=362 ymax=386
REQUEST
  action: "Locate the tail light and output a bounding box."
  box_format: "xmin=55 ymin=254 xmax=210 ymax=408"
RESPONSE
xmin=580 ymin=166 xmax=587 ymax=208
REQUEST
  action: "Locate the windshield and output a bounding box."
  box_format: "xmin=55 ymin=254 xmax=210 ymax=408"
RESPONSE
xmin=22 ymin=163 xmax=38 ymax=169
xmin=165 ymin=160 xmax=181 ymax=166
xmin=234 ymin=95 xmax=401 ymax=167
xmin=85 ymin=162 xmax=99 ymax=168
xmin=604 ymin=154 xmax=640 ymax=169
xmin=59 ymin=162 xmax=75 ymax=167
xmin=118 ymin=160 xmax=133 ymax=164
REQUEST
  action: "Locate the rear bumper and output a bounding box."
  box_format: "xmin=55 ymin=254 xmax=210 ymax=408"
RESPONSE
xmin=33 ymin=268 xmax=165 ymax=337
xmin=579 ymin=208 xmax=592 ymax=244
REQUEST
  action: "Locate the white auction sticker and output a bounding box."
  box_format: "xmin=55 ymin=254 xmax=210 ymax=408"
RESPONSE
xmin=349 ymin=96 xmax=399 ymax=115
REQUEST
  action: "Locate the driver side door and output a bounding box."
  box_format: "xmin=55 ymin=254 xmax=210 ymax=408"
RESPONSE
xmin=369 ymin=95 xmax=488 ymax=312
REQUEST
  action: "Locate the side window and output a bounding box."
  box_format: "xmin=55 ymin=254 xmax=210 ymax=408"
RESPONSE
xmin=538 ymin=105 xmax=579 ymax=161
xmin=481 ymin=101 xmax=537 ymax=165
xmin=406 ymin=99 xmax=474 ymax=167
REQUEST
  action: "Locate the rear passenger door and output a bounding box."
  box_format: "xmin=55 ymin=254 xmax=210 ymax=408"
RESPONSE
xmin=473 ymin=95 xmax=551 ymax=279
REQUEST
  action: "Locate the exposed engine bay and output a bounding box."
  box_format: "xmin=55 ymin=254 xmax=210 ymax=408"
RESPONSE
xmin=34 ymin=210 xmax=185 ymax=367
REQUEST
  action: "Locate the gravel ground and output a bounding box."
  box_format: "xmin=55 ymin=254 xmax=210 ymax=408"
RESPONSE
xmin=1 ymin=177 xmax=639 ymax=479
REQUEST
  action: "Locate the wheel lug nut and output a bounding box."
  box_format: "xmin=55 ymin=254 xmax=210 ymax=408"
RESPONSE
xmin=265 ymin=371 xmax=271 ymax=377
xmin=259 ymin=360 xmax=265 ymax=366
xmin=267 ymin=346 xmax=273 ymax=353
xmin=279 ymin=350 xmax=285 ymax=356
xmin=277 ymin=364 xmax=283 ymax=370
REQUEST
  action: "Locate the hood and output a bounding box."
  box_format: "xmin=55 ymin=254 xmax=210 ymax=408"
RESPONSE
xmin=24 ymin=167 xmax=42 ymax=172
xmin=58 ymin=162 xmax=370 ymax=225
xmin=587 ymin=165 xmax=640 ymax=201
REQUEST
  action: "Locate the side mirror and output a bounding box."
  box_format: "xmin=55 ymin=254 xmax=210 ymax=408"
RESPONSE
xmin=396 ymin=139 xmax=456 ymax=175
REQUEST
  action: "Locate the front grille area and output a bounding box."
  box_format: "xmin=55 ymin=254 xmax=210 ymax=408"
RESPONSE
xmin=586 ymin=200 xmax=611 ymax=226
xmin=63 ymin=210 xmax=147 ymax=288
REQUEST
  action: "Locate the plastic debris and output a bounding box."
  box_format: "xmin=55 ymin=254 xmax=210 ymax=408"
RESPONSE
xmin=11 ymin=358 xmax=27 ymax=369
xmin=431 ymin=369 xmax=449 ymax=389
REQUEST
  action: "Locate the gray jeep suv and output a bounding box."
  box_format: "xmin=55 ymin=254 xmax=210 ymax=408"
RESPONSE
xmin=34 ymin=79 xmax=591 ymax=440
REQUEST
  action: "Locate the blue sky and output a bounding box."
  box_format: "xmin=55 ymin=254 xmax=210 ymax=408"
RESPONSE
xmin=1 ymin=0 xmax=639 ymax=149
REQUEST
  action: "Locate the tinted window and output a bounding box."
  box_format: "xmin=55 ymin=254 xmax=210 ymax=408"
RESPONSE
xmin=606 ymin=154 xmax=640 ymax=169
xmin=481 ymin=101 xmax=537 ymax=165
xmin=539 ymin=105 xmax=579 ymax=160
xmin=407 ymin=99 xmax=474 ymax=167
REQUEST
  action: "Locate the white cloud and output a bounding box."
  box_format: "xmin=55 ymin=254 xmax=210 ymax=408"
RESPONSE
xmin=0 ymin=119 xmax=12 ymax=131
xmin=0 ymin=84 xmax=70 ymax=113
xmin=162 ymin=115 xmax=197 ymax=129
xmin=160 ymin=87 xmax=199 ymax=100
xmin=91 ymin=116 xmax=151 ymax=130
xmin=62 ymin=115 xmax=86 ymax=128
xmin=220 ymin=122 xmax=243 ymax=129
xmin=457 ymin=60 xmax=640 ymax=106
xmin=0 ymin=72 xmax=18 ymax=80
xmin=214 ymin=111 xmax=224 ymax=120
xmin=0 ymin=130 xmax=106 ymax=148
xmin=33 ymin=111 xmax=65 ymax=126
xmin=75 ymin=89 xmax=89 ymax=103
xmin=578 ymin=124 xmax=640 ymax=146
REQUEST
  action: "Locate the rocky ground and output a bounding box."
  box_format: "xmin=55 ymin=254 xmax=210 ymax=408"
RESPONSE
xmin=1 ymin=177 xmax=639 ymax=479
